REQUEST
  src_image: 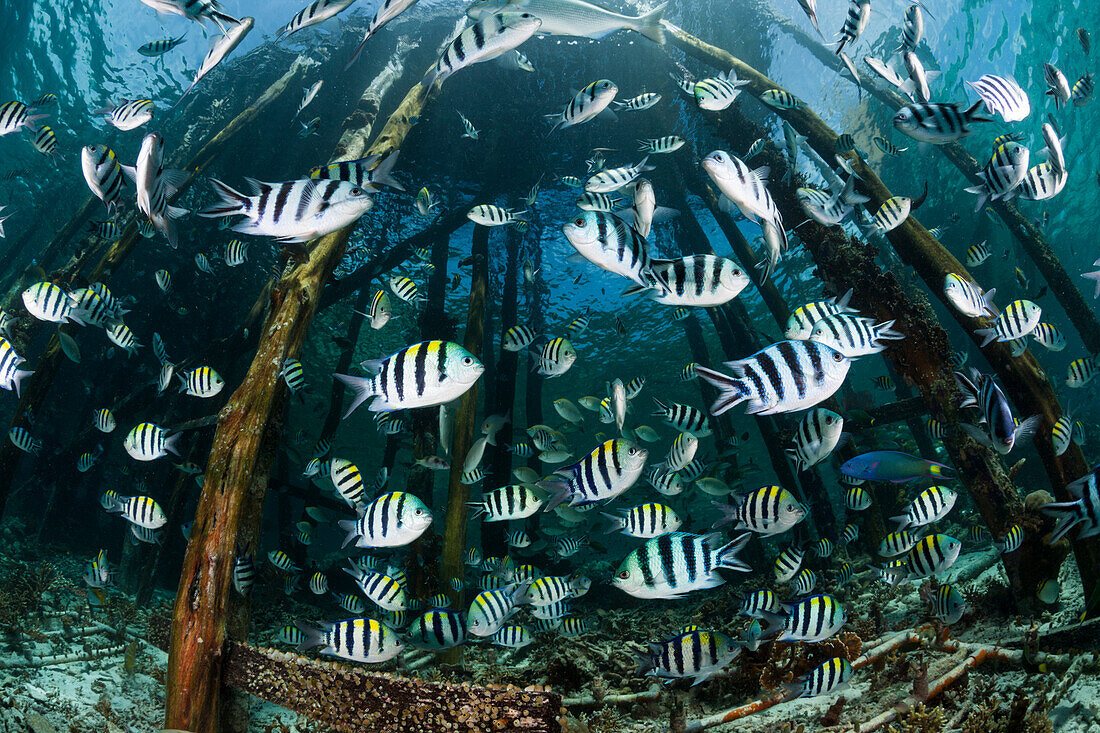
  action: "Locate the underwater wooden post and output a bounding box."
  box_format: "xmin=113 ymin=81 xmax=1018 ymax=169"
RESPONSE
xmin=438 ymin=224 xmax=490 ymax=653
xmin=164 ymin=52 xmax=449 ymax=731
xmin=523 ymin=221 xmax=548 ymax=477
xmin=663 ymin=23 xmax=1093 ymax=610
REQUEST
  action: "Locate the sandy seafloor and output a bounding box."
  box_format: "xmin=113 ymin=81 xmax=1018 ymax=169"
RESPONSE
xmin=1 ymin=542 xmax=1098 ymax=733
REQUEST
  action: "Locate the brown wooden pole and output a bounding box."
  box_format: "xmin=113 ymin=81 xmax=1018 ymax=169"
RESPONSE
xmin=437 ymin=225 xmax=489 ymax=648
xmin=164 ymin=56 xmax=445 ymax=732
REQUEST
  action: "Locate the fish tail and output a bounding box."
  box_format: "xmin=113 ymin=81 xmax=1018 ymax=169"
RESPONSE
xmin=198 ymin=178 xmax=251 ymax=218
xmin=633 ymin=2 xmax=668 ymax=45
xmin=1040 ymin=501 xmax=1086 ymax=544
xmin=370 ymin=150 xmax=405 ymax=192
xmin=332 ymin=373 xmax=377 ymax=418
xmin=972 ymin=326 xmax=998 ymax=348
xmin=693 ymin=365 xmax=749 ymax=416
xmin=294 ymin=622 xmax=327 ymax=652
xmin=715 ymin=532 xmax=752 ymax=572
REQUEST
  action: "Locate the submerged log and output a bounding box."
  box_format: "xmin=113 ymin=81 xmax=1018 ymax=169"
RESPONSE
xmin=437 ymin=224 xmax=490 ymax=642
xmin=222 ymin=642 xmax=563 ymax=732
xmin=662 ymin=24 xmax=1083 ymax=609
xmin=164 ymin=54 xmax=445 ymax=732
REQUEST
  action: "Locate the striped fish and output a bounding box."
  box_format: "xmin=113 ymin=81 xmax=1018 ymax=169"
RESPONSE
xmin=943 ymin=273 xmax=996 ymax=318
xmin=332 ymin=592 xmax=366 ymax=614
xmin=180 ymin=366 xmax=224 ymax=397
xmin=335 ymin=341 xmax=484 ymax=416
xmin=281 ymin=358 xmax=306 ymax=392
xmin=584 ymin=157 xmax=654 ymax=193
xmin=89 ymin=221 xmax=120 ymax=240
xmin=155 ymin=269 xmax=171 ymax=293
xmin=765 ymin=594 xmax=846 ymax=642
xmin=787 ymin=408 xmax=844 ymax=471
xmin=879 ymin=529 xmax=917 ymax=557
xmin=309 ymin=150 xmax=404 ymax=192
xmin=964 ymin=241 xmax=990 ymax=267
xmin=1073 ymin=72 xmax=1095 ymax=106
xmin=388 ymin=275 xmax=421 ymax=303
xmin=94 ymin=99 xmax=154 ymax=131
xmin=900 ymin=3 xmax=923 ymax=50
xmin=337 ymin=491 xmax=432 ymax=548
xmin=815 ymin=538 xmax=833 ymax=558
xmin=615 ymin=92 xmax=661 ymax=111
xmin=696 ymin=340 xmax=851 ymax=416
xmin=701 ymin=150 xmax=786 ymax=275
xmin=110 ymin=495 xmax=167 ymax=529
xmin=965 ymin=142 xmax=1029 ymax=211
xmin=329 ymin=458 xmax=366 ymax=508
xmin=540 ymin=438 xmax=647 ymax=508
xmin=559 ymin=617 xmax=596 ymax=636
xmin=307 ymin=572 xmax=328 ymax=595
xmin=467 ymin=584 xmax=528 ymax=637
xmin=789 ymin=657 xmax=853 ymax=698
xmin=297 ymin=618 xmax=403 ymax=664
xmin=638 ymin=135 xmax=685 ymax=154
xmin=575 ymin=192 xmax=620 ymax=212
xmin=92 ymin=409 xmax=116 ymax=433
xmin=611 ymin=532 xmax=751 ymax=599
xmin=276 ymin=626 xmax=303 ymax=645
xmin=1067 ymin=357 xmax=1099 ymax=388
xmin=278 ymin=0 xmax=355 ymax=38
xmin=840 ymin=524 xmax=859 ymax=545
xmin=602 ymin=502 xmax=682 ymax=538
xmin=8 ymin=426 xmax=40 ymax=455
xmin=22 ymin=282 xmax=83 ymax=325
xmin=128 ymin=133 xmax=189 ymax=246
xmin=836 ymin=562 xmax=855 ymax=587
xmin=873 ymin=136 xmax=907 ymax=156
xmin=195 ymin=253 xmax=214 ymax=273
xmin=882 ymin=534 xmax=962 ymax=584
xmin=428 ymin=12 xmax=542 ymax=89
xmin=139 ymin=33 xmax=188 ymax=56
xmin=31 ymin=125 xmax=59 ymax=158
xmin=468 ymin=204 xmax=525 ymax=226
xmin=0 ymin=337 xmax=32 ymax=396
xmin=760 ymin=88 xmax=804 ymax=109
xmin=123 ymin=422 xmax=180 ymax=461
xmin=966 ymin=75 xmax=1030 ymax=122
xmin=1042 ymin=466 xmax=1100 ymax=543
xmin=834 ymin=0 xmax=870 ymax=54
xmin=871 ymin=196 xmax=911 ymax=233
xmin=502 ymin=324 xmax=537 ymax=351
xmin=893 ymin=102 xmax=992 ymax=144
xmin=636 ymin=630 xmax=741 ymax=685
xmin=99 ymin=490 xmax=121 ymax=512
xmin=268 ymin=549 xmax=300 ymax=573
xmin=1052 ymin=414 xmax=1074 ymax=456
xmin=740 ymin=589 xmax=780 ymax=618
xmin=693 ymin=70 xmax=747 ymax=111
xmin=994 ymin=524 xmax=1023 ymax=555
xmin=469 ymin=484 xmax=544 ymax=521
xmin=651 ymin=398 xmax=711 ymax=436
xmin=773 ymin=546 xmax=804 ymax=583
xmin=0 ymin=101 xmax=45 ymax=136
xmin=931 ymin=584 xmax=966 ymax=623
xmin=158 ymin=363 xmax=175 ymax=394
xmin=224 ymin=240 xmax=247 ymax=266
xmin=106 ymin=322 xmax=140 ymax=355
xmin=407 ymin=609 xmax=465 ymax=650
xmin=716 ymin=485 xmax=805 ymax=535
xmin=793 ymin=568 xmax=817 ymax=595
xmin=1018 ymin=161 xmax=1068 ymax=202
xmin=547 ymin=79 xmax=618 ymax=131
xmin=556 ymin=535 xmax=587 ymax=557
xmin=680 ymin=363 xmax=698 ymax=381
xmin=343 ymin=565 xmax=407 ymax=611
xmin=536 ymin=337 xmax=577 ymax=377
xmin=809 ymin=314 xmax=904 ymax=358
xmin=625 ymin=255 xmax=749 ymax=307
xmin=662 ymin=433 xmax=698 ymax=472
xmin=649 ymin=468 xmax=685 ymax=496
xmin=891 ymin=486 xmax=957 ymax=531
xmin=199 ymin=176 xmax=372 ymax=243
xmin=785 ymin=290 xmax=858 ymax=339
xmin=518 ymin=576 xmax=580 ymax=606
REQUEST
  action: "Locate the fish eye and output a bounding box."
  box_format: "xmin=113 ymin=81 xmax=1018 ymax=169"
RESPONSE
xmin=832 ymin=352 xmax=844 ymax=362
xmin=573 ymin=217 xmax=585 ymax=226
xmin=462 ymin=356 xmax=474 ymax=365
xmin=628 ymin=447 xmax=638 ymax=455
xmin=617 ymin=570 xmax=629 ymax=579
xmin=825 ymin=416 xmax=835 ymax=424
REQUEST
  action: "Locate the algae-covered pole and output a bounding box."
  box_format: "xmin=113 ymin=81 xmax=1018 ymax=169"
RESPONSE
xmin=164 ymin=56 xmax=445 ymax=732
xmin=662 ymin=23 xmax=1092 ymax=611
xmin=438 ymin=225 xmax=489 ymax=633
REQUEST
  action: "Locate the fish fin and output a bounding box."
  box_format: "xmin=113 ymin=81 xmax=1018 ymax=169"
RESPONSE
xmin=197 ymin=178 xmax=250 ymax=218
xmin=715 ymin=533 xmax=752 ymax=572
xmin=369 ymin=150 xmax=405 ymax=192
xmin=120 ymin=165 xmax=137 ymax=184
xmin=332 ymin=373 xmax=376 ymax=418
xmin=596 ymin=107 xmax=618 ymax=122
xmin=1012 ymin=414 xmax=1042 ymax=445
xmin=159 ymin=168 xmax=190 ymax=197
xmin=972 ymin=326 xmax=998 ymax=347
xmin=633 ymin=2 xmax=667 ymax=44
xmin=621 ymin=283 xmax=649 ymax=297
xmin=960 ymin=423 xmax=993 ymax=447
xmin=693 ymin=365 xmax=748 ymax=416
